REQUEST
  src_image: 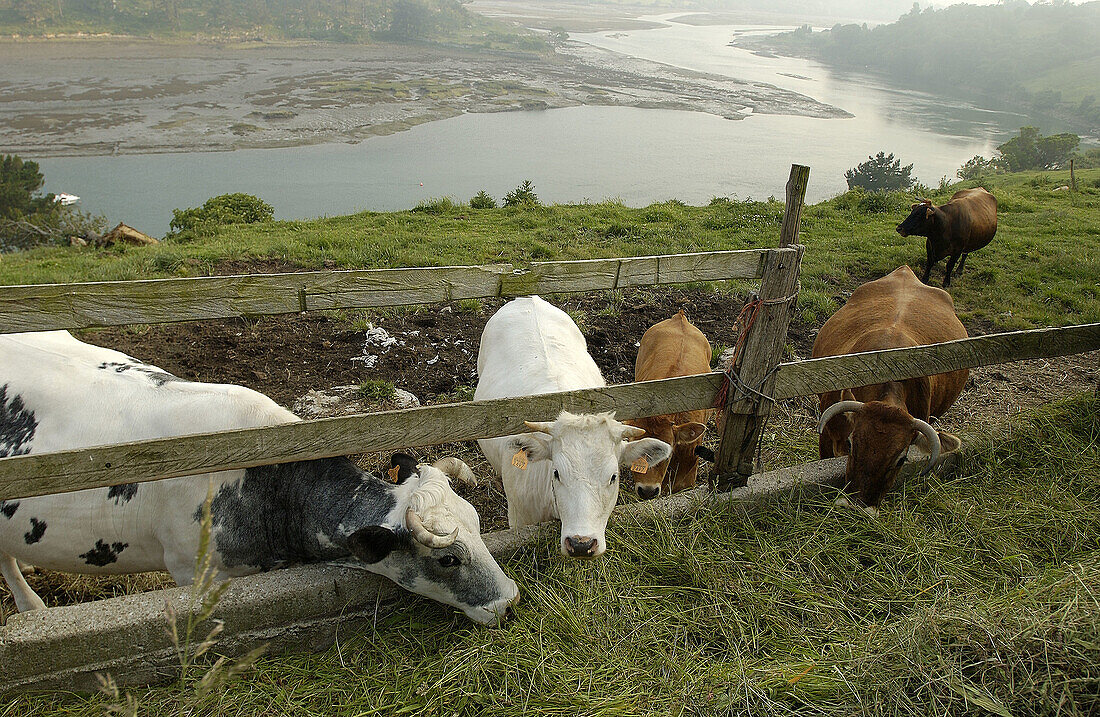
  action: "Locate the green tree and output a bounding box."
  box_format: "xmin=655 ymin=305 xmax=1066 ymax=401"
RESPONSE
xmin=0 ymin=154 xmax=53 ymax=221
xmin=469 ymin=190 xmax=496 ymax=209
xmin=389 ymin=0 xmax=436 ymax=39
xmin=503 ymin=180 xmax=539 ymax=207
xmin=844 ymin=151 xmax=915 ymax=192
xmin=995 ymin=126 xmax=1081 ymax=172
xmin=957 ymin=155 xmax=996 ymax=180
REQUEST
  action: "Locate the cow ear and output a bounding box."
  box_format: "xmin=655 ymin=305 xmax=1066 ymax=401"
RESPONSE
xmin=914 ymin=431 xmax=962 ymax=455
xmin=347 ymin=525 xmax=406 ymax=564
xmin=389 ymin=453 xmax=418 ymax=484
xmin=508 ymin=433 xmax=553 ymax=463
xmin=621 ymin=437 xmax=672 ymax=469
xmin=673 ymin=422 xmax=707 ymax=444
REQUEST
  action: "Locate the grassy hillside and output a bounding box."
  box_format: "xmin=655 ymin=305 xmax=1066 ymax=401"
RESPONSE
xmin=4 ymin=169 xmax=1099 ymax=333
xmin=10 ymin=393 xmax=1100 ymax=715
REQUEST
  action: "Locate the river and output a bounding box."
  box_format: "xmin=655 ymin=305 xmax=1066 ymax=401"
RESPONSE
xmin=37 ymin=15 xmax=1025 ymax=235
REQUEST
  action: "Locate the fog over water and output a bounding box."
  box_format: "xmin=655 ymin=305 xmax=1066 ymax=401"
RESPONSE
xmin=38 ymin=15 xmax=1026 ymax=234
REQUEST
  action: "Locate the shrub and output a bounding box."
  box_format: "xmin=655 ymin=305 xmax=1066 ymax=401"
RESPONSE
xmin=412 ymin=196 xmax=459 ymax=214
xmin=503 ymin=180 xmax=540 ymax=207
xmin=957 ymin=155 xmax=997 ymax=180
xmin=831 ymin=187 xmax=912 ymax=215
xmin=469 ymin=191 xmax=497 ymax=209
xmin=844 ymin=151 xmax=915 ymax=192
xmin=169 ymin=193 xmax=274 ymax=238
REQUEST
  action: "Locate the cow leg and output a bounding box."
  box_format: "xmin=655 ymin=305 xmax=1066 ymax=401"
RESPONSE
xmin=942 ymin=255 xmax=959 ymax=287
xmin=955 ymin=253 xmax=969 ymax=277
xmin=922 ymin=245 xmax=937 ymax=285
xmin=0 ymin=553 xmax=46 ymax=611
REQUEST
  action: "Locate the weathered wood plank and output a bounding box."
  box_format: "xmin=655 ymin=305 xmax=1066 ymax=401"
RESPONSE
xmin=713 ymin=246 xmax=804 ymax=488
xmin=0 ymin=266 xmax=513 ymax=333
xmin=2 ymin=320 xmax=1098 ymax=499
xmin=0 ymin=374 xmax=727 ymax=500
xmin=1 ymin=251 xmax=769 ymax=334
xmin=498 ymin=250 xmax=766 ymax=296
xmin=779 ymin=164 xmax=810 ymax=248
xmin=773 ymin=322 xmax=1100 ymax=400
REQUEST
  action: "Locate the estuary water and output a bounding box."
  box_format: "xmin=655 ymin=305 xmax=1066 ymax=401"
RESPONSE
xmin=37 ymin=15 xmax=1025 ymax=235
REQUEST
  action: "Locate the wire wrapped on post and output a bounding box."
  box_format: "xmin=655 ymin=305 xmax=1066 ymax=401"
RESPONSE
xmin=713 ymin=282 xmax=800 ymax=412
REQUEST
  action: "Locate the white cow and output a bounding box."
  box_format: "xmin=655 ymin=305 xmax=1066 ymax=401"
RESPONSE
xmin=0 ymin=331 xmax=518 ymax=624
xmin=475 ymin=297 xmax=672 ymax=558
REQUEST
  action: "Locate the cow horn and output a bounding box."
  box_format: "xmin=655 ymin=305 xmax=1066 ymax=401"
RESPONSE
xmin=432 ymin=457 xmax=478 ymax=487
xmin=405 ymin=508 xmax=459 ymax=549
xmin=919 ymin=197 xmax=932 ymax=205
xmin=817 ymin=401 xmax=864 ymax=434
xmin=912 ymin=419 xmax=941 ymax=475
xmin=524 ymin=420 xmax=554 ymax=434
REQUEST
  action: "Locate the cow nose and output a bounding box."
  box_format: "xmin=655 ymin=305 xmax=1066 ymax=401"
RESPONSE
xmin=636 ymin=484 xmax=661 ymax=500
xmin=564 ymin=535 xmax=598 ymax=557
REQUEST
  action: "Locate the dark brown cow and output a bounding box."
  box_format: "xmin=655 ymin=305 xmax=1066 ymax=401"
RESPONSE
xmin=813 ymin=265 xmax=967 ymax=514
xmin=627 ymin=311 xmax=711 ymax=499
xmin=896 ymin=187 xmax=997 ymax=287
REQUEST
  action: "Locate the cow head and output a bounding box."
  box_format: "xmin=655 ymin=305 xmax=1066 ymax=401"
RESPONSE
xmin=346 ymin=455 xmax=519 ymax=624
xmin=896 ymin=198 xmax=935 ymax=237
xmin=624 ymin=416 xmax=707 ymax=499
xmin=818 ymin=401 xmax=961 ymax=510
xmin=508 ymin=411 xmax=671 ymax=558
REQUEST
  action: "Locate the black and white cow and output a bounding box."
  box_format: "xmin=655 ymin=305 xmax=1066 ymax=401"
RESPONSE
xmin=0 ymin=331 xmax=518 ymax=624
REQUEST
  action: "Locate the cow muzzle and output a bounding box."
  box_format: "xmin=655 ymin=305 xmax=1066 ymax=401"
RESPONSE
xmin=636 ymin=484 xmax=661 ymax=500
xmin=564 ymin=535 xmax=600 ymax=558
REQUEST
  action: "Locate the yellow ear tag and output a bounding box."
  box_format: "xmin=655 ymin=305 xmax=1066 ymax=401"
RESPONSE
xmin=387 ymin=465 xmax=401 ymax=482
xmin=630 ymin=456 xmax=649 ymax=474
xmin=511 ymin=450 xmax=528 ymax=470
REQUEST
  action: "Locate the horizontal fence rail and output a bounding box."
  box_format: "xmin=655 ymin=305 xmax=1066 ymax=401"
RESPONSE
xmin=771 ymin=321 xmax=1100 ymax=400
xmin=0 ymin=250 xmax=767 ymax=334
xmin=0 ymin=376 xmax=727 ymax=500
xmin=1 ymin=322 xmax=1097 ymax=500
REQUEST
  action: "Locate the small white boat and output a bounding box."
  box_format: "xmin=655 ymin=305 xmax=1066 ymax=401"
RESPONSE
xmin=54 ymin=192 xmax=80 ymax=206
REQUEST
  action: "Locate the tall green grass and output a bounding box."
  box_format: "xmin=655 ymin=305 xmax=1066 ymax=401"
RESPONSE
xmin=13 ymin=393 xmax=1099 ymax=715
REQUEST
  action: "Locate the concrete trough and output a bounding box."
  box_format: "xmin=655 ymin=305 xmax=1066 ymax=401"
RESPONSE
xmin=1 ymin=454 xmax=948 ymax=693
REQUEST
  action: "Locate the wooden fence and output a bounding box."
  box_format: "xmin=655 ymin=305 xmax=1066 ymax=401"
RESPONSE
xmin=1 ymin=163 xmax=1098 ymax=502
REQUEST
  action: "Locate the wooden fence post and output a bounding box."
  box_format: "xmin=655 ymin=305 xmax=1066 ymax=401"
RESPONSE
xmin=1070 ymin=158 xmax=1077 ymax=192
xmin=779 ymin=164 xmax=810 ymax=247
xmin=712 ymin=245 xmax=804 ymax=490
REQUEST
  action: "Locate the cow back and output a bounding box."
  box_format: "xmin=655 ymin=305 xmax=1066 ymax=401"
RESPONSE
xmin=813 ymin=266 xmax=968 ymax=418
xmin=635 ymin=311 xmax=712 ymax=383
xmin=945 ymin=187 xmax=998 ymax=250
xmin=475 ymin=296 xmax=605 ymax=400
xmin=0 ymin=331 xmax=298 ymax=456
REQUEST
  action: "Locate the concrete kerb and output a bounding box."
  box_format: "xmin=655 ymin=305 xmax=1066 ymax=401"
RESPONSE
xmin=0 ymin=453 xmax=954 ymax=693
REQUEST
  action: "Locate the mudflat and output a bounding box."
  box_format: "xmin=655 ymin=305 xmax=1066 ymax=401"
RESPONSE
xmin=0 ymin=38 xmax=848 ymax=157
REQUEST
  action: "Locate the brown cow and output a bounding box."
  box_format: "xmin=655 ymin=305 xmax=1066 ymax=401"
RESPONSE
xmin=627 ymin=311 xmax=711 ymax=499
xmin=813 ymin=266 xmax=967 ymax=514
xmin=896 ymin=187 xmax=997 ymax=287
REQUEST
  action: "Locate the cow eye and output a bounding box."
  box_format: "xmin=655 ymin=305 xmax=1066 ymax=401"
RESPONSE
xmin=609 ymin=473 xmax=617 ymax=486
xmin=553 ymin=470 xmax=560 ymax=481
xmin=438 ymin=555 xmax=460 ymax=568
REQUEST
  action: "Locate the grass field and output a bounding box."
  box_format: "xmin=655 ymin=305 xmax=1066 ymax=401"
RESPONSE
xmin=2 ymin=169 xmax=1099 ymax=713
xmin=6 ymin=394 xmax=1098 ymax=715
xmin=3 ymin=169 xmax=1098 ymax=334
